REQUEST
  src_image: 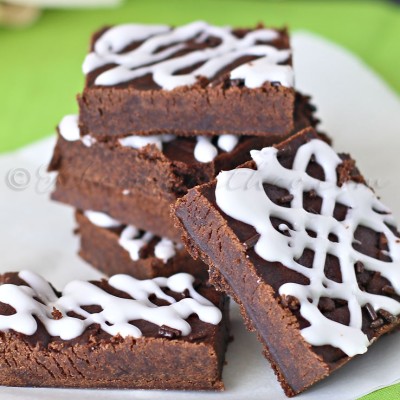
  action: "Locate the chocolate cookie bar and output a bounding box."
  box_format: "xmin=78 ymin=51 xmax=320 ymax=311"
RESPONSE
xmin=49 ymin=94 xmax=318 ymax=241
xmin=0 ymin=270 xmax=229 ymax=389
xmin=76 ymin=210 xmax=207 ymax=280
xmin=79 ymin=21 xmax=295 ymax=138
xmin=174 ymin=128 xmax=400 ymax=396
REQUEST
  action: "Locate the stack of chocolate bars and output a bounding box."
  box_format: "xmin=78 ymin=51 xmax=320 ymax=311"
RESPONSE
xmin=49 ymin=21 xmax=318 ymax=278
xmin=45 ymin=21 xmax=318 ymax=391
xmin=2 ymin=20 xmax=398 ymax=397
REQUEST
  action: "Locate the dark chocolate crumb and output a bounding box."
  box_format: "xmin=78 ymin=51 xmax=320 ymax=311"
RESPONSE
xmin=158 ymin=325 xmax=182 ymax=339
xmin=370 ymin=318 xmax=384 ymax=329
xmin=365 ymin=303 xmax=378 ymax=321
xmin=335 ymin=298 xmax=348 ymax=307
xmin=277 ymin=194 xmax=294 ymax=205
xmin=229 ymin=78 xmax=244 ymax=88
xmin=243 ymin=233 xmax=261 ymax=250
xmin=187 ymin=331 xmax=208 ymax=342
xmin=382 ymin=285 xmax=396 ymax=296
xmin=355 ymin=261 xmax=365 ymax=274
xmin=318 ymin=297 xmax=335 ymax=312
xmin=281 ymin=295 xmax=300 ymax=311
xmin=52 ymin=307 xmax=63 ymax=320
xmin=379 ymin=233 xmax=388 ymax=249
xmin=378 ymin=309 xmax=397 ymax=323
xmin=357 ymin=271 xmax=370 ymax=286
xmin=309 ymin=189 xmax=317 ymax=198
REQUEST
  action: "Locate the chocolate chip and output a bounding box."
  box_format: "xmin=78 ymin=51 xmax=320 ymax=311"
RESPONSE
xmin=277 ymin=194 xmax=294 ymax=205
xmin=365 ymin=303 xmax=378 ymax=321
xmin=334 ymin=298 xmax=348 ymax=307
xmin=378 ymin=309 xmax=397 ymax=323
xmin=370 ymin=318 xmax=384 ymax=329
xmin=158 ymin=325 xmax=182 ymax=339
xmin=355 ymin=261 xmax=365 ymax=274
xmin=379 ymin=233 xmax=388 ymax=249
xmin=382 ymin=285 xmax=396 ymax=296
xmin=243 ymin=233 xmax=261 ymax=250
xmin=281 ymin=295 xmax=300 ymax=311
xmin=306 ymin=229 xmax=317 ymax=238
xmin=52 ymin=307 xmax=63 ymax=320
xmin=229 ymin=78 xmax=244 ymax=87
xmin=368 ymin=272 xmax=386 ymax=294
xmin=328 ymin=233 xmax=339 ymax=243
xmin=318 ymin=297 xmax=335 ymax=312
xmin=309 ymin=189 xmax=317 ymax=198
xmin=357 ymin=271 xmax=370 ymax=286
xmin=187 ymin=331 xmax=207 ymax=342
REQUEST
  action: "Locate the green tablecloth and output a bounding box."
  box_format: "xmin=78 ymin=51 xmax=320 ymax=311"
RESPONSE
xmin=1 ymin=1 xmax=400 ymax=398
xmin=0 ymin=0 xmax=399 ymax=154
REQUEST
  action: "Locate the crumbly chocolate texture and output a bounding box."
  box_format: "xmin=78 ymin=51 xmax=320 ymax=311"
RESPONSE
xmin=78 ymin=24 xmax=295 ymax=138
xmin=0 ymin=272 xmax=229 ymax=390
xmin=49 ymin=94 xmax=319 ymax=241
xmin=174 ymin=128 xmax=400 ymax=396
xmin=76 ymin=211 xmax=208 ymax=280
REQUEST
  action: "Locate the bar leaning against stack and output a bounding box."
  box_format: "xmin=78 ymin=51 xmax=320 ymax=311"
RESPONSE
xmin=174 ymin=127 xmax=400 ymax=396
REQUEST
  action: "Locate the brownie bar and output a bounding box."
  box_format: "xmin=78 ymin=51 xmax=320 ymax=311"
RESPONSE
xmin=0 ymin=270 xmax=229 ymax=389
xmin=52 ymin=173 xmax=183 ymax=241
xmin=78 ymin=21 xmax=295 ymax=138
xmin=174 ymin=127 xmax=400 ymax=396
xmin=76 ymin=210 xmax=207 ymax=280
xmin=49 ymin=94 xmax=319 ymax=241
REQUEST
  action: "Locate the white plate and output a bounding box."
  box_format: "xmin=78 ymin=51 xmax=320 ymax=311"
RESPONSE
xmin=1 ymin=32 xmax=400 ymax=400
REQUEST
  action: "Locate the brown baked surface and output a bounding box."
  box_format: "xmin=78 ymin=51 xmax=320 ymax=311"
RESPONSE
xmin=79 ymin=24 xmax=295 ymax=138
xmin=174 ymin=127 xmax=400 ymax=396
xmin=0 ymin=272 xmax=230 ymax=390
xmin=76 ymin=210 xmax=208 ymax=280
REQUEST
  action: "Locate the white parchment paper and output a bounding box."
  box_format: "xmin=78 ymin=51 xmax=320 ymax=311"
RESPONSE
xmin=0 ymin=32 xmax=400 ymax=400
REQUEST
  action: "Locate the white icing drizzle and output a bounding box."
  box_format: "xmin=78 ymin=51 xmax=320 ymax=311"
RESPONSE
xmin=58 ymin=114 xmax=96 ymax=147
xmin=119 ymin=132 xmax=238 ymax=163
xmin=154 ymin=238 xmax=177 ymax=263
xmin=59 ymin=115 xmax=80 ymax=141
xmin=81 ymin=135 xmax=97 ymax=148
xmin=194 ymin=135 xmax=239 ymax=163
xmin=118 ymin=134 xmax=175 ymax=151
xmin=82 ymin=21 xmax=293 ymax=89
xmin=85 ymin=210 xmax=180 ymax=264
xmin=215 ymin=139 xmax=400 ymax=357
xmin=84 ymin=210 xmax=122 ymax=228
xmin=119 ymin=225 xmax=154 ymax=261
xmin=194 ymin=137 xmax=218 ymax=163
xmin=0 ymin=270 xmax=221 ymax=339
xmin=58 ymin=115 xmax=239 ymax=162
xmin=217 ymin=134 xmax=239 ymax=153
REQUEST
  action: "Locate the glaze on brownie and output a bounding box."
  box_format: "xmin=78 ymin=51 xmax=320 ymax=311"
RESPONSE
xmin=0 ymin=271 xmax=229 ymax=389
xmin=174 ymin=127 xmax=400 ymax=396
xmin=78 ymin=21 xmax=296 ymax=137
xmin=76 ymin=210 xmax=207 ymax=279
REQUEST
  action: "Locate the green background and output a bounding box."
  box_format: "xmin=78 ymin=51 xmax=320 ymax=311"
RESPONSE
xmin=0 ymin=0 xmax=399 ymax=154
xmin=1 ymin=1 xmax=400 ymax=397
